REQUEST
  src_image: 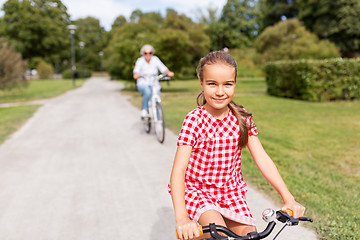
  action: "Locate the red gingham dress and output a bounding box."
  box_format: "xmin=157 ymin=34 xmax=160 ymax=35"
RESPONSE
xmin=176 ymin=106 xmax=258 ymax=226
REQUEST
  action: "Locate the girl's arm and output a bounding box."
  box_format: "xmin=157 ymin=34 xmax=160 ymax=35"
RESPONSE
xmin=170 ymin=145 xmax=200 ymax=240
xmin=247 ymin=135 xmax=305 ymax=218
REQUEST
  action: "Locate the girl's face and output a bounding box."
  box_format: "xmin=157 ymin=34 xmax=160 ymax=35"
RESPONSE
xmin=201 ymin=63 xmax=236 ymax=118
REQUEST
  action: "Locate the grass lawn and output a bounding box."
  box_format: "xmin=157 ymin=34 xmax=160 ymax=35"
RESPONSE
xmin=0 ymin=79 xmax=84 ymax=144
xmin=121 ymin=77 xmax=360 ymax=240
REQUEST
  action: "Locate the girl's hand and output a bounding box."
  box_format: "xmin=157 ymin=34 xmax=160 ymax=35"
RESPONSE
xmin=282 ymin=200 xmax=306 ymax=219
xmin=176 ymin=217 xmax=200 ymax=240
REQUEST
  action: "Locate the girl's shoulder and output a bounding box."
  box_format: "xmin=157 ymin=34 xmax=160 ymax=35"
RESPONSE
xmin=185 ymin=106 xmax=206 ymax=120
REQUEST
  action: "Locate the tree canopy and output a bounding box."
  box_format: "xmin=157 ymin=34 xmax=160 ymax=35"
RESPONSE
xmin=254 ymin=19 xmax=340 ymax=62
xmin=74 ymin=17 xmax=109 ymax=71
xmin=1 ymin=0 xmax=71 ymax=69
xmin=104 ymin=9 xmax=210 ymax=80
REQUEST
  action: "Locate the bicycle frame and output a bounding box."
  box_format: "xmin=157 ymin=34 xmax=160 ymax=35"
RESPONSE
xmin=141 ymin=74 xmax=169 ymax=143
xmin=148 ymin=79 xmax=161 ymax=123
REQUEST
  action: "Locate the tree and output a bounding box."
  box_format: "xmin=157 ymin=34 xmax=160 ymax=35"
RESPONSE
xmin=254 ymin=19 xmax=340 ymax=62
xmin=2 ymin=0 xmax=71 ymax=70
xmin=104 ymin=11 xmax=159 ymax=79
xmin=297 ymin=0 xmax=360 ymax=57
xmin=160 ymin=9 xmax=209 ymax=77
xmin=220 ymin=0 xmax=261 ymax=48
xmin=111 ymin=15 xmax=127 ymax=31
xmin=259 ymin=0 xmax=360 ymax=57
xmin=259 ymin=0 xmax=297 ymax=31
xmin=74 ymin=17 xmax=109 ymax=71
xmin=198 ymin=6 xmax=228 ymax=50
xmin=104 ymin=9 xmax=210 ymax=80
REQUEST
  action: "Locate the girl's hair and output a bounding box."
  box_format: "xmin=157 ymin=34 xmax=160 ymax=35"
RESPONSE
xmin=140 ymin=44 xmax=155 ymax=55
xmin=196 ymin=50 xmax=254 ymax=148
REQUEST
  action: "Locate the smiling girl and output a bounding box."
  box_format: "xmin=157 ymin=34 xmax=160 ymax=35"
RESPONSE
xmin=169 ymin=51 xmax=305 ymax=240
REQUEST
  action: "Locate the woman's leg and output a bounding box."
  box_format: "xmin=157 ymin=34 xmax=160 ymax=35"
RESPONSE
xmin=137 ymin=84 xmax=152 ymax=110
xmin=224 ymin=217 xmax=257 ymax=236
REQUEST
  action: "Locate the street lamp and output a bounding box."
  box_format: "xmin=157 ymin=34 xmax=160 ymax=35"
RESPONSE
xmin=99 ymin=51 xmax=104 ymax=72
xmin=68 ymin=24 xmax=77 ymax=86
xmin=79 ymin=41 xmax=85 ymax=78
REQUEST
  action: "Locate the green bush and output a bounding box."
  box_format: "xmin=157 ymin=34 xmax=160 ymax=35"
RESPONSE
xmin=62 ymin=68 xmax=92 ymax=79
xmin=36 ymin=61 xmax=54 ymax=79
xmin=228 ymin=48 xmax=263 ymax=77
xmin=265 ymin=58 xmax=360 ymax=101
xmin=254 ymin=19 xmax=340 ymax=63
xmin=0 ymin=38 xmax=28 ymax=90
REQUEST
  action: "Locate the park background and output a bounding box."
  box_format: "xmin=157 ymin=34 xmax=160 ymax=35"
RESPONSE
xmin=0 ymin=0 xmax=359 ymax=239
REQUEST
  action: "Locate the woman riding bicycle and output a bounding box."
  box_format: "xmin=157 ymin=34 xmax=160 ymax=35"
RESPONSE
xmin=133 ymin=44 xmax=174 ymax=118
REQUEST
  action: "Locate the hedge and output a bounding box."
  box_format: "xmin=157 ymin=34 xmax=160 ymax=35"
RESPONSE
xmin=265 ymin=58 xmax=360 ymax=101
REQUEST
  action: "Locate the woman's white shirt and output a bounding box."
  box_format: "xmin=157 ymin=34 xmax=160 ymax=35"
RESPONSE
xmin=133 ymin=56 xmax=168 ymax=86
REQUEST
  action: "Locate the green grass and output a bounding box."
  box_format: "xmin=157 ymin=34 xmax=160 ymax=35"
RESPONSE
xmin=0 ymin=79 xmax=84 ymax=144
xmin=0 ymin=105 xmax=40 ymax=143
xmin=120 ymin=78 xmax=360 ymax=240
xmin=0 ymin=79 xmax=84 ymax=104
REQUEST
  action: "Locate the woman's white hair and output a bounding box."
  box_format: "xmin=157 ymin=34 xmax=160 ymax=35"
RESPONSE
xmin=140 ymin=44 xmax=155 ymax=55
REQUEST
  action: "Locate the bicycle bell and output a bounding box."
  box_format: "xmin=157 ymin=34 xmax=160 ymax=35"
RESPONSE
xmin=262 ymin=208 xmax=276 ymax=222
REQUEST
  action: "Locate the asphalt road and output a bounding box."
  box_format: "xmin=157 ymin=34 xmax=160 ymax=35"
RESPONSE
xmin=0 ymin=77 xmax=318 ymax=240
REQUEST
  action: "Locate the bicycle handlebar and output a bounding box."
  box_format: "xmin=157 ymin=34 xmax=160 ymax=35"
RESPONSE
xmin=139 ymin=73 xmax=171 ymax=81
xmin=176 ymin=209 xmax=313 ymax=240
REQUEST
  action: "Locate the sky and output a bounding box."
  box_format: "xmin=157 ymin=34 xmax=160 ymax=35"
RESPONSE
xmin=0 ymin=0 xmax=227 ymax=31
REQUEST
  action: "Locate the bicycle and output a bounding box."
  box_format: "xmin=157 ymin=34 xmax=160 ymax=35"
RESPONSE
xmin=141 ymin=73 xmax=170 ymax=143
xmin=176 ymin=209 xmax=313 ymax=240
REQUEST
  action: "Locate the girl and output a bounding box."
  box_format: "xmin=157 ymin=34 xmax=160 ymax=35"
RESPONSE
xmin=169 ymin=51 xmax=305 ymax=240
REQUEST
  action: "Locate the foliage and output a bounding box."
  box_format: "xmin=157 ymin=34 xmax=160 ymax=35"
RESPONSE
xmin=297 ymin=0 xmax=360 ymax=56
xmin=258 ymin=0 xmax=297 ymax=31
xmin=104 ymin=9 xmax=210 ymax=80
xmin=111 ymin=15 xmax=127 ymax=30
xmin=1 ymin=0 xmax=71 ymax=70
xmin=259 ymin=0 xmax=360 ymax=56
xmin=254 ymin=19 xmax=340 ymax=63
xmin=36 ymin=61 xmax=54 ymax=79
xmin=197 ymin=6 xmax=228 ymax=51
xmin=62 ymin=67 xmax=91 ymax=79
xmin=220 ymin=0 xmax=261 ymax=49
xmin=265 ymin=58 xmax=360 ymax=101
xmin=0 ymin=38 xmax=28 ymax=90
xmin=74 ymin=17 xmax=109 ymax=72
xmin=227 ymin=48 xmax=263 ymax=77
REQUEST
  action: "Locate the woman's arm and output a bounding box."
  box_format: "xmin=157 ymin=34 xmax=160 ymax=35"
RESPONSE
xmin=247 ymin=135 xmax=305 ymax=218
xmin=170 ymin=145 xmax=200 ymax=240
xmin=164 ymin=69 xmax=174 ymax=77
xmin=133 ymin=72 xmax=140 ymax=79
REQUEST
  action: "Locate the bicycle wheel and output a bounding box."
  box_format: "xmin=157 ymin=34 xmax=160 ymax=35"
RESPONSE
xmin=143 ymin=116 xmax=151 ymax=133
xmin=154 ymin=102 xmax=165 ymax=143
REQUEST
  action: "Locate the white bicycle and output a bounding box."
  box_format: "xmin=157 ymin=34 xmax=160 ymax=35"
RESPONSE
xmin=142 ymin=74 xmax=170 ymax=143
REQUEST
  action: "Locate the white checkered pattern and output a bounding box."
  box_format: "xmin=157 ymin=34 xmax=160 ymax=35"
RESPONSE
xmin=177 ymin=106 xmax=258 ymax=226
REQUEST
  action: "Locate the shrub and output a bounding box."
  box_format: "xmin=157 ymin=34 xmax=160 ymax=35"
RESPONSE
xmin=0 ymin=38 xmax=28 ymax=90
xmin=228 ymin=48 xmax=263 ymax=77
xmin=36 ymin=61 xmax=54 ymax=79
xmin=265 ymin=58 xmax=360 ymax=101
xmin=254 ymin=19 xmax=340 ymax=63
xmin=62 ymin=68 xmax=92 ymax=79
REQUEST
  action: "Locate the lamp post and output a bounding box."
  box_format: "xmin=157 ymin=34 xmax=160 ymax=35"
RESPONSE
xmin=99 ymin=51 xmax=104 ymax=72
xmin=68 ymin=24 xmax=77 ymax=86
xmin=79 ymin=41 xmax=85 ymax=78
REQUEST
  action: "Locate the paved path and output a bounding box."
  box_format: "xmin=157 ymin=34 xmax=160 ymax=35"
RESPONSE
xmin=0 ymin=77 xmax=317 ymax=240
